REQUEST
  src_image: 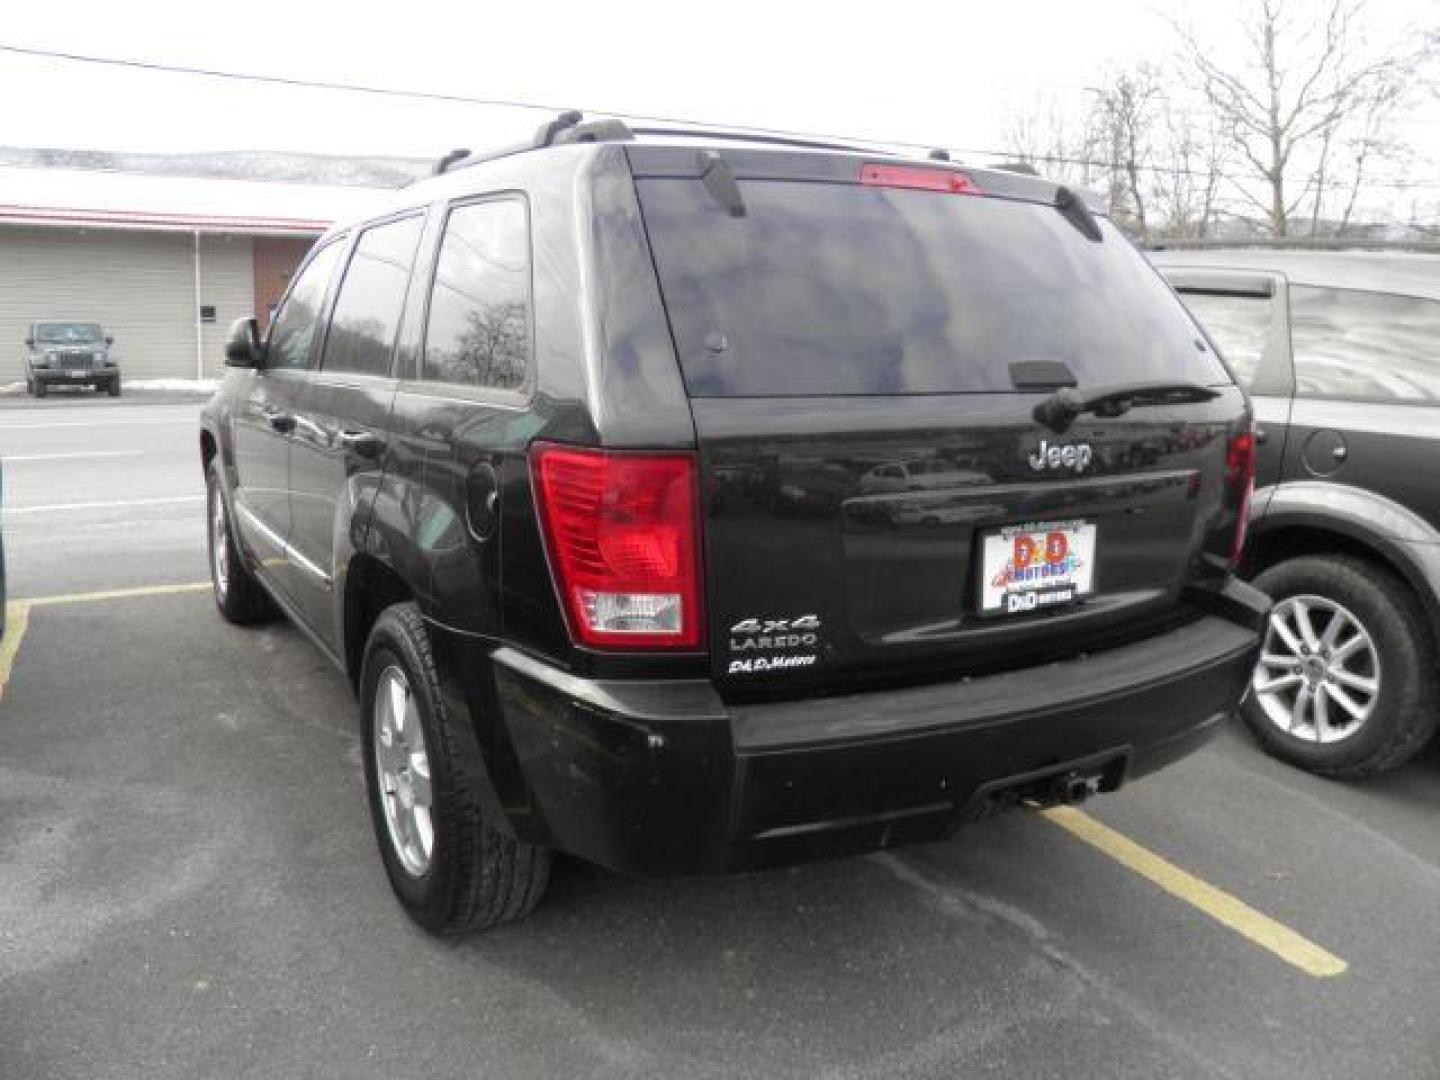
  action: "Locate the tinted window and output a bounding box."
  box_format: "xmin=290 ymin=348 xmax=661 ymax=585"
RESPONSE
xmin=1290 ymin=286 xmax=1440 ymax=402
xmin=322 ymin=216 xmax=424 ymax=377
xmin=1177 ymin=291 xmax=1272 ymax=387
xmin=422 ymin=199 xmax=530 ymax=390
xmin=636 ymin=179 xmax=1228 ymax=397
xmin=268 ymin=242 xmax=343 ymax=371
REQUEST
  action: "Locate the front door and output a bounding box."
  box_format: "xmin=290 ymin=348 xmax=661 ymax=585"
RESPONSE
xmin=231 ymin=239 xmax=345 ymax=603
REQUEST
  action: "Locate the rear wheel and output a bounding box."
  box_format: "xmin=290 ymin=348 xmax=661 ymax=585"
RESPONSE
xmin=206 ymin=462 xmax=279 ymax=624
xmin=361 ymin=602 xmax=550 ymax=934
xmin=1243 ymin=555 xmax=1438 ymax=777
xmin=34 ymin=380 xmax=47 ymax=399
xmin=107 ymin=377 xmax=121 ymax=397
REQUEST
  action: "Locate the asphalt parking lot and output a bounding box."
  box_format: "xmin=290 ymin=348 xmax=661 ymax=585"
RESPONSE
xmin=3 ymin=394 xmax=1439 ymax=1079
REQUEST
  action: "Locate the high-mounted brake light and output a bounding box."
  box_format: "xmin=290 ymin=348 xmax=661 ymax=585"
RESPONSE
xmin=530 ymin=444 xmax=704 ymax=651
xmin=1226 ymin=425 xmax=1257 ymax=567
xmin=860 ymin=163 xmax=982 ymax=195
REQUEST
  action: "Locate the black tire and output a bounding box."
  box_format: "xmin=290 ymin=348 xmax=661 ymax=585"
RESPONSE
xmin=206 ymin=461 xmax=280 ymax=625
xmin=360 ymin=602 xmax=550 ymax=934
xmin=34 ymin=381 xmax=47 ymax=399
xmin=25 ymin=378 xmax=33 ymax=396
xmin=108 ymin=378 xmax=121 ymax=397
xmin=1242 ymin=555 xmax=1439 ymax=778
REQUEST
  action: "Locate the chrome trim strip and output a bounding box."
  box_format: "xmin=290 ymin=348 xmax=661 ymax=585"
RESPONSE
xmin=234 ymin=501 xmax=333 ymax=591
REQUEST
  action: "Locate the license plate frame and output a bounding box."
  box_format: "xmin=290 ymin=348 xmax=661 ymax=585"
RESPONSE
xmin=979 ymin=519 xmax=1097 ymax=617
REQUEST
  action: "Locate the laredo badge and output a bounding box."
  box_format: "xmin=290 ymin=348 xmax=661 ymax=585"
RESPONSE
xmin=727 ymin=613 xmax=822 ymax=675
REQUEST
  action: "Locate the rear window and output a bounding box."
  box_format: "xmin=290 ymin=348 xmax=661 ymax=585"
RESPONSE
xmin=1176 ymin=291 xmax=1272 ymax=387
xmin=636 ymin=179 xmax=1228 ymax=396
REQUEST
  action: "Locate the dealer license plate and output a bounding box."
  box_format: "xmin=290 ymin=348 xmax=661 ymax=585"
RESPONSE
xmin=980 ymin=520 xmax=1097 ymax=616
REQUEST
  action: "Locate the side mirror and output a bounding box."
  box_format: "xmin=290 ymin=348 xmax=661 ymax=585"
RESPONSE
xmin=104 ymin=335 xmax=114 ymax=346
xmin=24 ymin=338 xmax=34 ymax=348
xmin=225 ymin=317 xmax=262 ymax=368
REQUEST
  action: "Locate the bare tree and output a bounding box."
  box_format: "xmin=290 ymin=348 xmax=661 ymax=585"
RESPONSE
xmin=1089 ymin=67 xmax=1162 ymax=239
xmin=1173 ymin=0 xmax=1427 ymax=237
xmin=1001 ymin=93 xmax=1107 ymax=191
xmin=1003 ymin=70 xmax=1230 ymax=242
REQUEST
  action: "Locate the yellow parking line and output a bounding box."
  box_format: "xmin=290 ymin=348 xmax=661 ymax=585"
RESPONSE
xmin=0 ymin=601 xmax=32 ymax=704
xmin=1 ymin=583 xmax=211 ymax=702
xmin=1040 ymin=805 xmax=1348 ymax=978
xmin=24 ymin=581 xmax=212 ymax=608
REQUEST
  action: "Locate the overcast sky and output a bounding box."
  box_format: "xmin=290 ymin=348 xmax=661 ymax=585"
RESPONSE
xmin=0 ymin=0 xmax=1435 ymax=183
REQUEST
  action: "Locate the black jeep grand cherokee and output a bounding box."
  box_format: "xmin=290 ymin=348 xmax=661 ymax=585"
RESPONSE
xmin=200 ymin=115 xmax=1267 ymax=933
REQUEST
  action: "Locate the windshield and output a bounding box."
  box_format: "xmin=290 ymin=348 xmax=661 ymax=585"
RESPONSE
xmin=36 ymin=322 xmax=104 ymax=344
xmin=636 ymin=179 xmax=1229 ymax=397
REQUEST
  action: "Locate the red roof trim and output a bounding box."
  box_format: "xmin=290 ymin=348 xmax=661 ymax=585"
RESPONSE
xmin=0 ymin=203 xmax=331 ymax=234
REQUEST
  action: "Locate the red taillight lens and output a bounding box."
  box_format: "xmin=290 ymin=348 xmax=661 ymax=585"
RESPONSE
xmin=860 ymin=163 xmax=981 ymax=195
xmin=530 ymin=443 xmax=704 ymax=650
xmin=1226 ymin=426 xmax=1257 ymax=567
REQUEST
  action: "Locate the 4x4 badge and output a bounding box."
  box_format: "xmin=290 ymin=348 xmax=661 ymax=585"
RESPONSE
xmin=1029 ymin=439 xmax=1093 ymax=473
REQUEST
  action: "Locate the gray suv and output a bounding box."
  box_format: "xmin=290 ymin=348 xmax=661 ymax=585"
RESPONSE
xmin=1154 ymin=248 xmax=1440 ymax=777
xmin=24 ymin=321 xmax=122 ymax=397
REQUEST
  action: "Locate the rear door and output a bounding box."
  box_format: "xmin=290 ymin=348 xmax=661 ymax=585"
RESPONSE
xmin=1281 ymin=285 xmax=1440 ymax=532
xmin=285 ymin=212 xmax=426 ymax=648
xmin=632 ymin=157 xmax=1247 ymax=695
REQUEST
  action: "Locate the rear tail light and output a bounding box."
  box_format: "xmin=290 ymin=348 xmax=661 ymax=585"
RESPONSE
xmin=860 ymin=163 xmax=981 ymax=195
xmin=1226 ymin=425 xmax=1257 ymax=567
xmin=530 ymin=443 xmax=704 ymax=651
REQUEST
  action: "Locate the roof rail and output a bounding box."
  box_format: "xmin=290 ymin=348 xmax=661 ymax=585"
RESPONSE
xmin=432 ymin=110 xmax=617 ymax=176
xmin=427 ymin=111 xmax=928 ymax=180
xmin=628 ymin=125 xmax=907 ymax=157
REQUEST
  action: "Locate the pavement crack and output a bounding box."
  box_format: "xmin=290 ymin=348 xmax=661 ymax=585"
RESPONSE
xmin=870 ymin=851 xmax=1252 ymax=1080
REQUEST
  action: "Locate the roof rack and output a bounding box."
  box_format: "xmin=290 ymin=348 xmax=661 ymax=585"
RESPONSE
xmin=433 ymin=111 xmax=624 ymax=175
xmin=430 ymin=111 xmax=928 ymax=178
xmin=627 ymin=125 xmax=908 ymax=158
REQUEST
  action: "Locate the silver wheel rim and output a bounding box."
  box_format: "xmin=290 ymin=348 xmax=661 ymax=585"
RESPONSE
xmin=1253 ymin=594 xmax=1380 ymax=744
xmin=373 ymin=666 xmax=434 ymax=876
xmin=210 ymin=489 xmax=230 ymax=599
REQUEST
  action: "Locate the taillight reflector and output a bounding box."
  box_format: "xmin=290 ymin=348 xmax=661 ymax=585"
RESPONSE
xmin=860 ymin=163 xmax=981 ymax=195
xmin=530 ymin=443 xmax=704 ymax=650
xmin=1226 ymin=426 xmax=1257 ymax=567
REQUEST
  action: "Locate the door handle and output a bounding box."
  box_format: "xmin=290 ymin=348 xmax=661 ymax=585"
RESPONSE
xmin=268 ymin=412 xmax=296 ymax=434
xmin=338 ymin=429 xmax=386 ymax=459
xmin=1254 ymin=426 xmax=1268 ymax=445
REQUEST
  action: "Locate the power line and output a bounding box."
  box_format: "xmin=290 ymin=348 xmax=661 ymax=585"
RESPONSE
xmin=3 ymin=41 xmax=1440 ymax=192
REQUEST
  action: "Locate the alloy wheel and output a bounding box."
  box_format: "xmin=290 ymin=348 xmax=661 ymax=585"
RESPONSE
xmin=1252 ymin=594 xmax=1380 ymax=744
xmin=373 ymin=665 xmax=435 ymax=876
xmin=211 ymin=489 xmax=230 ymax=599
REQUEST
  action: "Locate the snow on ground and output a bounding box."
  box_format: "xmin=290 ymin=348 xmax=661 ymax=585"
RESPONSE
xmin=122 ymin=378 xmax=221 ymax=392
xmin=0 ymin=378 xmax=219 ymax=396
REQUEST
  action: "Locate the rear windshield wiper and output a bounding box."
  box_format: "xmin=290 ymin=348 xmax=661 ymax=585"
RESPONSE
xmin=1032 ymin=381 xmax=1221 ymax=433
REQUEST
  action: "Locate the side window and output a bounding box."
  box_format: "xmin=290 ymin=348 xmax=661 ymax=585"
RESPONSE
xmin=1177 ymin=291 xmax=1272 ymax=388
xmin=422 ymin=198 xmax=531 ymax=390
xmin=267 ymin=241 xmax=343 ymax=371
xmin=1290 ymin=286 xmax=1440 ymax=403
xmin=321 ymin=215 xmax=424 ymax=378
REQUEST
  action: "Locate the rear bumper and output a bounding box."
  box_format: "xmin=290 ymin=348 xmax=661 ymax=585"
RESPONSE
xmin=466 ymin=580 xmax=1266 ymax=876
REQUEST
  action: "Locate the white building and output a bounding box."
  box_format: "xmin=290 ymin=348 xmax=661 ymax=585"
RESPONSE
xmin=0 ymin=165 xmax=384 ymax=384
